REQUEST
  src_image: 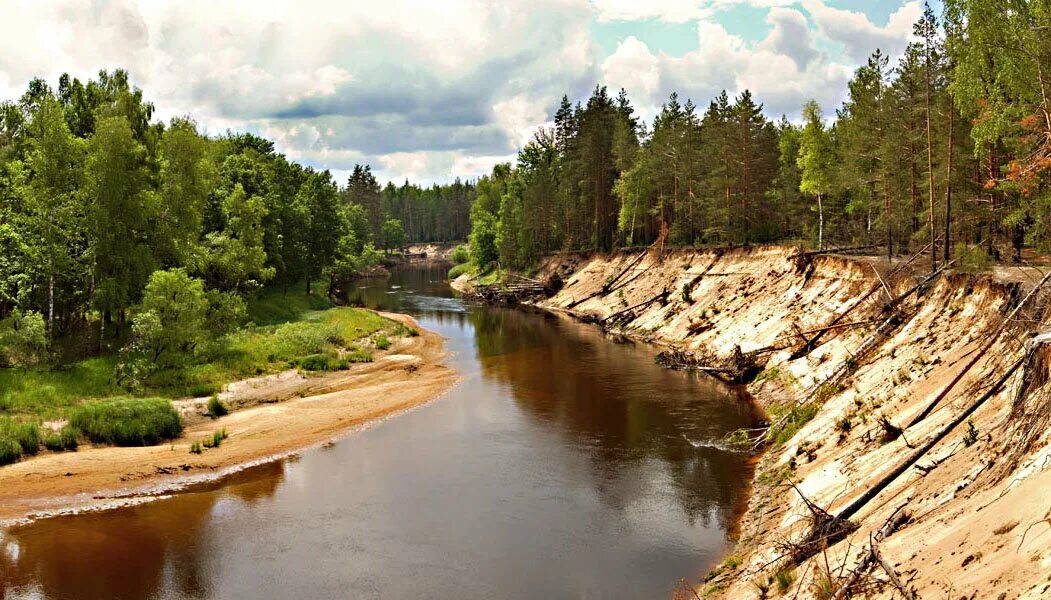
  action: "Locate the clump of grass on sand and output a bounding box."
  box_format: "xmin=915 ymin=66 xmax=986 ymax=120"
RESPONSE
xmin=69 ymin=397 xmax=183 ymax=446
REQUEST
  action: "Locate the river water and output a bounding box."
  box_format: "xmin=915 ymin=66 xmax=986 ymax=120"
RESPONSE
xmin=0 ymin=266 xmax=758 ymax=600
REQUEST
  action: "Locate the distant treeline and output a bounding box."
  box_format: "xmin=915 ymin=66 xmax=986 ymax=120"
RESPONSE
xmin=0 ymin=70 xmax=471 ymax=360
xmin=467 ymin=1 xmax=1051 ymax=273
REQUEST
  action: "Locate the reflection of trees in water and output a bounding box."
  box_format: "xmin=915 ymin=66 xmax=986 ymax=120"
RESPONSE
xmin=0 ymin=462 xmax=286 ymax=599
xmin=469 ymin=305 xmax=758 ymax=532
xmin=343 ymin=266 xmax=454 ymax=313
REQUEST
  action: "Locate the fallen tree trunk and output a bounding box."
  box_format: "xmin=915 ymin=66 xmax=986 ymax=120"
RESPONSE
xmin=835 ymin=354 xmax=1025 ymax=522
xmin=796 ymin=244 xmax=882 ymax=259
xmin=789 ymin=241 xmax=939 ymax=360
xmin=906 ymin=268 xmax=1051 ymax=429
xmin=566 ymin=250 xmax=648 ymax=309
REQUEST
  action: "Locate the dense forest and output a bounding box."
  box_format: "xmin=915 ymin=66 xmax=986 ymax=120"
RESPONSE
xmin=0 ymin=70 xmax=472 ymax=366
xmin=467 ymin=1 xmax=1051 ymax=275
xmin=3 ymin=1 xmax=1049 ymax=365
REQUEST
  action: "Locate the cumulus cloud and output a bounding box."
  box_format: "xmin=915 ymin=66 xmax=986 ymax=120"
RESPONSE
xmin=0 ymin=0 xmax=920 ymax=183
xmin=601 ymin=37 xmax=661 ymax=105
xmin=598 ymin=0 xmax=915 ymax=121
xmin=801 ymin=0 xmax=921 ymax=62
xmin=0 ymin=0 xmax=597 ymax=183
xmin=760 ymin=7 xmax=818 ymax=68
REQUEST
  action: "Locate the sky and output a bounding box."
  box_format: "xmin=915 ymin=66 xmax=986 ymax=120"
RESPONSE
xmin=0 ymin=0 xmax=929 ymax=186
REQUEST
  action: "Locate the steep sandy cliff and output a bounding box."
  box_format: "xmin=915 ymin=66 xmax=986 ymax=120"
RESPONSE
xmin=524 ymin=246 xmax=1051 ymax=599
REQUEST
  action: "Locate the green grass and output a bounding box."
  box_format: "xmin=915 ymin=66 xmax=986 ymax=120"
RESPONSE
xmin=128 ymin=305 xmax=393 ymax=396
xmin=374 ymin=334 xmax=390 ymax=350
xmin=246 ymin=284 xmax=333 ymax=326
xmin=203 ymin=428 xmax=228 ymax=449
xmin=0 ymin=357 xmax=122 ymax=419
xmin=0 ymin=288 xmax=410 ymax=464
xmin=42 ymin=425 xmax=79 ymax=451
xmin=0 ymin=418 xmax=41 ymax=463
xmin=207 ymin=395 xmax=228 ymax=417
xmin=447 ymin=262 xmax=473 ymax=279
xmin=767 ymin=402 xmax=820 ymax=446
xmin=68 ymin=397 xmax=183 ymax=446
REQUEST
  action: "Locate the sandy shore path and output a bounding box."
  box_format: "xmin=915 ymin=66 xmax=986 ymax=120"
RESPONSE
xmin=0 ymin=312 xmax=457 ymax=525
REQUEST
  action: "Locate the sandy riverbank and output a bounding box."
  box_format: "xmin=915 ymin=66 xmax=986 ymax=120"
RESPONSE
xmin=0 ymin=312 xmax=457 ymax=525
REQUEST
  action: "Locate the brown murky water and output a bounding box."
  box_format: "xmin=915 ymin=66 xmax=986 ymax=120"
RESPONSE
xmin=0 ymin=266 xmax=759 ymax=600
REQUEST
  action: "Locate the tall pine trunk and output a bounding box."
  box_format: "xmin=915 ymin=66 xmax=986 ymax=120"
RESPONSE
xmin=944 ymin=103 xmax=954 ymax=263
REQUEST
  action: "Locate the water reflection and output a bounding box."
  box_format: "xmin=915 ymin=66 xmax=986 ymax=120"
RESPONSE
xmin=1 ymin=462 xmax=286 ymax=600
xmin=1 ymin=267 xmax=758 ymax=600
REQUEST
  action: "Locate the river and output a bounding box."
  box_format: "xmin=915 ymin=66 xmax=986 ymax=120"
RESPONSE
xmin=0 ymin=266 xmax=759 ymax=600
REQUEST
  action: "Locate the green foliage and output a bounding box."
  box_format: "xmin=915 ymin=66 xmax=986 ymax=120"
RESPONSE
xmin=447 ymin=262 xmax=473 ymax=279
xmin=468 ymin=203 xmax=500 ymax=270
xmin=203 ymin=428 xmax=228 ymax=449
xmin=0 ymin=438 xmax=23 ymax=465
xmin=207 ymin=394 xmax=228 ymax=417
xmin=954 ymin=242 xmax=991 ymax=273
xmin=0 ymin=310 xmax=48 ymax=367
xmin=247 ymin=286 xmax=333 ymax=326
xmin=963 ymin=419 xmax=979 ymax=447
xmin=190 ymin=441 xmax=202 ymax=454
xmin=768 ymin=402 xmax=820 ymax=446
xmin=130 ymin=268 xmax=209 ymax=367
xmin=198 ymin=183 xmax=274 ymax=293
xmin=380 ymin=217 xmax=407 ymax=252
xmin=450 ymin=244 xmax=470 ymax=265
xmin=0 ymin=418 xmax=41 ymax=457
xmin=774 ymin=568 xmax=796 ymax=593
xmin=42 ymin=425 xmax=79 ymax=451
xmin=296 ymin=352 xmax=349 ymax=372
xmin=374 ymin=334 xmax=390 ymax=350
xmin=69 ymin=397 xmax=183 ymax=446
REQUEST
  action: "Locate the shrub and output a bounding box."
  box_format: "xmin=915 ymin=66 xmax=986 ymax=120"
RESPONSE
xmin=203 ymin=428 xmax=228 ymax=449
xmin=70 ymin=397 xmax=183 ymax=446
xmin=0 ymin=310 xmax=48 ymax=368
xmin=450 ymin=244 xmax=470 ymax=265
xmin=963 ymin=419 xmax=979 ymax=447
xmin=768 ymin=402 xmax=819 ymax=446
xmin=774 ymin=568 xmax=796 ymax=593
xmin=447 ymin=262 xmax=471 ymax=279
xmin=130 ymin=269 xmax=209 ymax=367
xmin=374 ymin=334 xmax=390 ymax=350
xmin=189 ymin=383 xmax=220 ymax=397
xmin=955 ymin=242 xmax=991 ymax=273
xmin=0 ymin=419 xmax=40 ymax=456
xmin=190 ymin=441 xmax=202 ymax=454
xmin=207 ymin=395 xmax=228 ymax=418
xmin=42 ymin=426 xmax=78 ymax=451
xmin=271 ymin=321 xmax=342 ymax=359
xmin=297 ymin=352 xmax=348 ymax=371
xmin=0 ymin=438 xmax=21 ymax=465
xmin=344 ymin=347 xmax=373 ymax=363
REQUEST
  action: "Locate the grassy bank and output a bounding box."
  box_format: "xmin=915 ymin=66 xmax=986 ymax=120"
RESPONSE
xmin=0 ymin=287 xmax=414 ymax=464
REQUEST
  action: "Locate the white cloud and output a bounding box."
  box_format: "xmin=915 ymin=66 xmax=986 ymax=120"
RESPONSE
xmin=588 ymin=0 xmax=798 ymax=23
xmin=801 ymin=0 xmax=921 ymax=62
xmin=601 ymin=37 xmax=661 ymax=105
xmin=760 ymin=7 xmax=818 ymax=68
xmin=0 ymin=0 xmax=921 ymax=183
xmin=590 ymin=0 xmax=713 ymax=23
